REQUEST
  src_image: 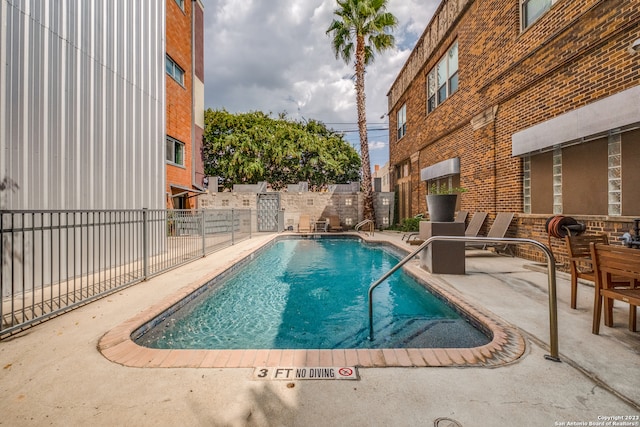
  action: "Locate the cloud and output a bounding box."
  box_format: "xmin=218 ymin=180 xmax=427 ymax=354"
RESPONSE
xmin=203 ymin=0 xmax=440 ymax=165
xmin=369 ymin=140 xmax=388 ymax=151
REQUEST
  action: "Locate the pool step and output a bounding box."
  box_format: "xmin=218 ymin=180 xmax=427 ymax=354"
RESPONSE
xmin=332 ymin=316 xmax=490 ymax=349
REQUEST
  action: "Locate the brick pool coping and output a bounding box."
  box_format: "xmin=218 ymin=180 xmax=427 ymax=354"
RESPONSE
xmin=98 ymin=233 xmax=526 ymax=368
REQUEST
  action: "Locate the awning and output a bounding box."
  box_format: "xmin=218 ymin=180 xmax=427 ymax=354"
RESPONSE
xmin=420 ymin=157 xmax=460 ymax=181
xmin=512 ymin=85 xmax=640 ymax=157
xmin=169 ymin=184 xmax=206 ymax=198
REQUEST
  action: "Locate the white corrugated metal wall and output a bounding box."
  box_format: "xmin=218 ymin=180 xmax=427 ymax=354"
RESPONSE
xmin=0 ymin=0 xmax=166 ymax=210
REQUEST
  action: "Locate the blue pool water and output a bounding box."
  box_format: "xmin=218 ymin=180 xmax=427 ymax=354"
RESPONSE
xmin=135 ymin=238 xmax=490 ymax=349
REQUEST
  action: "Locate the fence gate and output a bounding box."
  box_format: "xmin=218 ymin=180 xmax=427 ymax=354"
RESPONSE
xmin=257 ymin=193 xmax=280 ymax=232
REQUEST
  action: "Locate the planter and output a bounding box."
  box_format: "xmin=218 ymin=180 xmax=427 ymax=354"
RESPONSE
xmin=426 ymin=194 xmax=458 ymax=222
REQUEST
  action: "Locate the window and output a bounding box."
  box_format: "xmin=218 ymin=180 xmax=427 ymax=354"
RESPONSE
xmin=174 ymin=0 xmax=185 ymax=11
xmin=427 ymin=41 xmax=458 ymax=113
xmin=397 ymin=103 xmax=407 ymax=140
xmin=166 ymin=136 xmax=185 ymax=166
xmin=521 ymin=0 xmax=552 ymax=30
xmin=165 ymin=55 xmax=184 ymax=85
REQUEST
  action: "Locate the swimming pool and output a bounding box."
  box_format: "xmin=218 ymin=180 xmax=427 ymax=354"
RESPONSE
xmin=134 ymin=237 xmax=490 ymax=350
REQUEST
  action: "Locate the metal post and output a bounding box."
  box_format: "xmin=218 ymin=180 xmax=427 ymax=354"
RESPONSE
xmin=231 ymin=209 xmax=235 ymax=245
xmin=201 ymin=209 xmax=206 ymax=257
xmin=142 ymin=208 xmax=148 ymax=280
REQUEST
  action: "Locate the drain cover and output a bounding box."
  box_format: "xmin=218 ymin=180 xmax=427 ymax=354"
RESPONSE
xmin=434 ymin=418 xmax=462 ymax=427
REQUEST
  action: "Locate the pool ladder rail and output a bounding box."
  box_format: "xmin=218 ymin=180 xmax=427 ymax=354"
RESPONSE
xmin=355 ymin=219 xmax=375 ymax=236
xmin=367 ymin=235 xmax=561 ymax=362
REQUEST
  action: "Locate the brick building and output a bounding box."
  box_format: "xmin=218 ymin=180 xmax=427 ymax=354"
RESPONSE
xmin=387 ymin=0 xmax=640 ymax=262
xmin=166 ymin=0 xmax=206 ymax=209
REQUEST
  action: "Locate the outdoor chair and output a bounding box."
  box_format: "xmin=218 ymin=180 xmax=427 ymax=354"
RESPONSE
xmin=564 ymin=233 xmax=609 ymax=309
xmin=328 ymin=215 xmax=343 ymax=232
xmin=298 ymin=214 xmax=312 ymax=233
xmin=466 ymin=213 xmax=514 ymax=255
xmin=590 ymin=243 xmax=640 ymax=335
xmin=464 ymin=212 xmax=487 ymax=237
xmin=455 ymin=210 xmax=469 ymax=223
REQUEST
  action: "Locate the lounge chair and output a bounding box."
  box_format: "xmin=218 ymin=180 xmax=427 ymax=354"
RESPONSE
xmin=298 ymin=214 xmax=311 ymax=233
xmin=564 ymin=233 xmax=609 ymax=309
xmin=466 ymin=213 xmax=514 ymax=255
xmin=328 ymin=215 xmax=343 ymax=232
xmin=455 ymin=210 xmax=469 ymax=223
xmin=464 ymin=212 xmax=487 ymax=237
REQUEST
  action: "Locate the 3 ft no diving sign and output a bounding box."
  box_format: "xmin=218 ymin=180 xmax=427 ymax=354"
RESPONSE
xmin=253 ymin=366 xmax=359 ymax=381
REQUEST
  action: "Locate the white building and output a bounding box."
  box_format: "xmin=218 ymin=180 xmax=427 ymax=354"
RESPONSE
xmin=0 ymin=1 xmax=166 ymax=210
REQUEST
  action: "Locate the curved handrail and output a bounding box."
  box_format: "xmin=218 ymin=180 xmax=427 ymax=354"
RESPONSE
xmin=355 ymin=219 xmax=375 ymax=236
xmin=367 ymin=235 xmax=560 ymax=362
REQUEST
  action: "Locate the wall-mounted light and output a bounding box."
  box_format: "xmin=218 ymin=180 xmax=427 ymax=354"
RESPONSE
xmin=629 ymin=39 xmax=640 ymax=54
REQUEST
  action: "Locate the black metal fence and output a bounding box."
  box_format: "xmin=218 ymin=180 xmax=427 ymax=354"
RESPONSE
xmin=0 ymin=208 xmax=252 ymax=337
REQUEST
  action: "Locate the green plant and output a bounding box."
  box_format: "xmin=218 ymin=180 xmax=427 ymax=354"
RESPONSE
xmin=428 ymin=183 xmax=467 ymax=195
xmin=399 ymin=216 xmax=423 ymax=232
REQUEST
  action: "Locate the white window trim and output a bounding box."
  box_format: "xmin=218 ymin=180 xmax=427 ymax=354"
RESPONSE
xmin=166 ymin=136 xmax=185 ymax=167
xmin=521 ymin=0 xmax=557 ymax=31
xmin=166 ymin=55 xmax=185 ymax=86
xmin=397 ymin=103 xmax=407 ymax=140
xmin=427 ymin=40 xmax=458 ymax=114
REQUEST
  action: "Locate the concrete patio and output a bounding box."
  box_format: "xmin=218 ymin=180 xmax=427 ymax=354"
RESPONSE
xmin=0 ymin=231 xmax=638 ymax=426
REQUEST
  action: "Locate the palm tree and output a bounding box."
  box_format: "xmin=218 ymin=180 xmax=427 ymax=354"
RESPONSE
xmin=326 ymin=0 xmax=397 ymax=224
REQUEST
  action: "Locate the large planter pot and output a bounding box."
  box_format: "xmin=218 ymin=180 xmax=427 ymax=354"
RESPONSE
xmin=426 ymin=194 xmax=458 ymax=222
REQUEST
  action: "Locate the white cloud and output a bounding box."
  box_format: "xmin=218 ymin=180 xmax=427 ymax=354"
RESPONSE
xmin=369 ymin=141 xmax=388 ymax=151
xmin=203 ymin=0 xmax=440 ymax=166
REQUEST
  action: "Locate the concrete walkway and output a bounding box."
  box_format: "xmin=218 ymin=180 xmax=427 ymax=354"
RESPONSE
xmin=1 ymin=231 xmax=638 ymax=426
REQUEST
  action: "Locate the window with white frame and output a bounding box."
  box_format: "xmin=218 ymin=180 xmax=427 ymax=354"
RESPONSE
xmin=174 ymin=0 xmax=185 ymax=11
xmin=427 ymin=41 xmax=458 ymax=113
xmin=166 ymin=136 xmax=185 ymax=166
xmin=165 ymin=55 xmax=185 ymax=85
xmin=521 ymin=0 xmax=553 ymax=30
xmin=397 ymin=103 xmax=407 ymax=140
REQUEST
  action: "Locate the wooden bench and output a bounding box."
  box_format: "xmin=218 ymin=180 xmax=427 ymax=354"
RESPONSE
xmin=590 ymin=243 xmax=640 ymax=335
xmin=564 ymin=233 xmax=608 ymax=309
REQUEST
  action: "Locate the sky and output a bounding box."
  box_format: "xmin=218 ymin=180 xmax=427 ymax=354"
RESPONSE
xmin=202 ymin=0 xmax=440 ymax=171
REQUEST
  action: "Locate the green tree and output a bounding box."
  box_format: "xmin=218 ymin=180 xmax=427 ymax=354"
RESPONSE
xmin=202 ymin=109 xmax=360 ymax=190
xmin=326 ymin=0 xmax=398 ymax=224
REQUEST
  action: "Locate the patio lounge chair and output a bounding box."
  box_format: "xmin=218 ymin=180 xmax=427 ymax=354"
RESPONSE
xmin=298 ymin=214 xmax=312 ymax=233
xmin=464 ymin=212 xmax=487 ymax=237
xmin=455 ymin=210 xmax=469 ymax=223
xmin=466 ymin=212 xmax=514 ymax=255
xmin=564 ymin=233 xmax=609 ymax=309
xmin=328 ymin=215 xmax=343 ymax=232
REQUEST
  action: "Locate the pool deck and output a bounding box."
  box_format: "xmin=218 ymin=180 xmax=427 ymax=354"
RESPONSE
xmin=1 ymin=231 xmax=639 ymax=426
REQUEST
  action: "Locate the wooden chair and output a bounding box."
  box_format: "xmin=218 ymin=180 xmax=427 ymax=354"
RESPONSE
xmin=328 ymin=215 xmax=343 ymax=232
xmin=590 ymin=243 xmax=640 ymax=335
xmin=298 ymin=214 xmax=311 ymax=233
xmin=564 ymin=233 xmax=609 ymax=309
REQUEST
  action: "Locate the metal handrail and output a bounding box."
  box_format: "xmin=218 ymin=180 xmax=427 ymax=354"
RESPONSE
xmin=355 ymin=219 xmax=375 ymax=235
xmin=367 ymin=235 xmax=560 ymax=362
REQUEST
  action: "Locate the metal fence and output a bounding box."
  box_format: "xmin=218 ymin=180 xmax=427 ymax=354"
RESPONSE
xmin=0 ymin=208 xmax=252 ymax=337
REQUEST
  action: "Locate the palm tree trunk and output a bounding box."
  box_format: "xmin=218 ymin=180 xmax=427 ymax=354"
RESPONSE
xmin=355 ymin=35 xmax=376 ymax=223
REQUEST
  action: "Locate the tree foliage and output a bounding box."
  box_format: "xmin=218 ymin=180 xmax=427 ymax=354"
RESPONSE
xmin=202 ymin=109 xmax=361 ymax=190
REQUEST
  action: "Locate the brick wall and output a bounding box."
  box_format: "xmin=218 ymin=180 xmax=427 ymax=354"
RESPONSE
xmin=166 ymin=0 xmax=194 ymax=207
xmin=388 ymin=0 xmax=640 ymax=263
